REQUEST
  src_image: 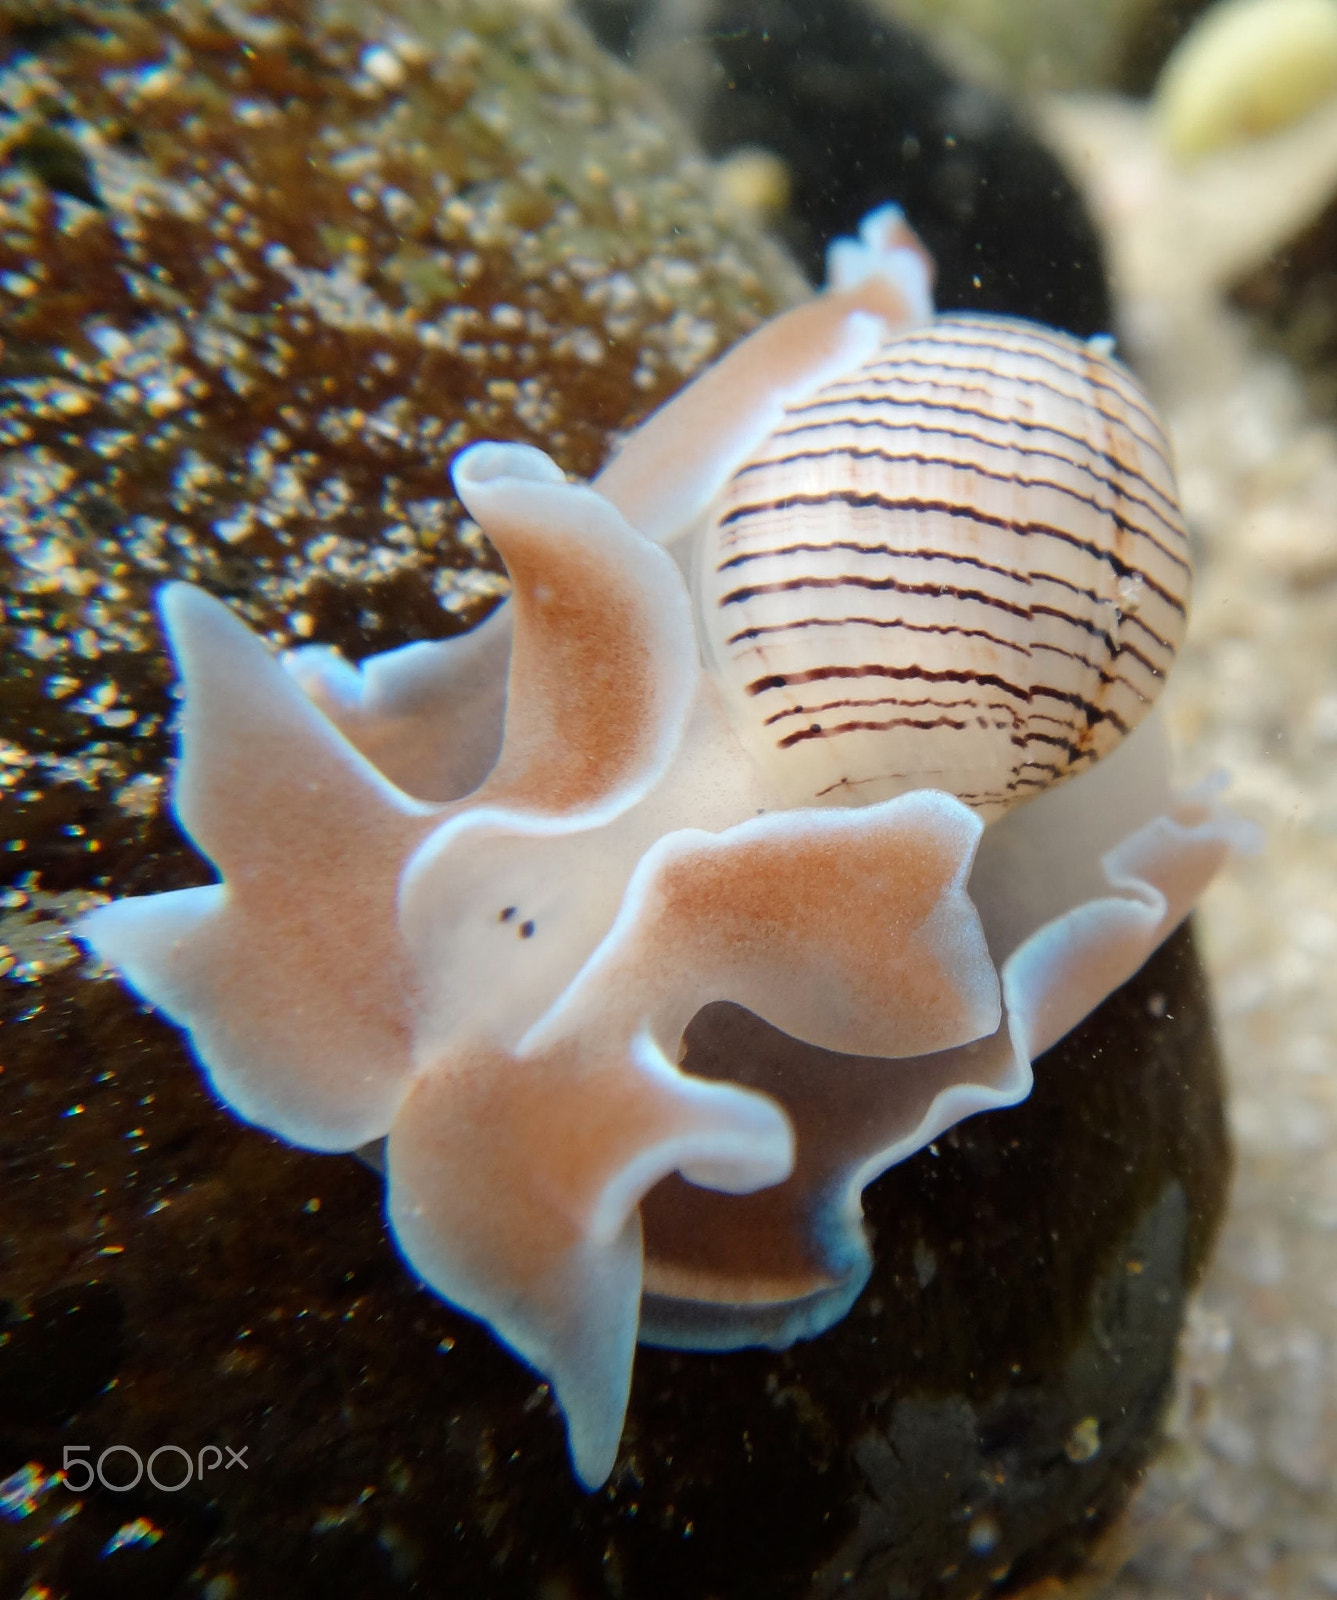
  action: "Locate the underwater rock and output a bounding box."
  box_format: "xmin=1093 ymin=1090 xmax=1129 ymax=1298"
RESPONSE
xmin=0 ymin=921 xmax=1227 ymax=1598
xmin=0 ymin=1282 xmax=124 ymax=1427
xmin=575 ymin=0 xmax=1114 ymax=334
xmin=0 ymin=0 xmax=805 ymax=914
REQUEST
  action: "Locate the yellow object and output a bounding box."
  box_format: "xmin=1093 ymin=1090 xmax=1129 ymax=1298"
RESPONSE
xmin=1155 ymin=0 xmax=1337 ymax=158
xmin=714 ymin=146 xmax=792 ymax=220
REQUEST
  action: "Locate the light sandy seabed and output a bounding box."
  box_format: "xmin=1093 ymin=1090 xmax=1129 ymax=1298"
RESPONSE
xmin=1044 ymin=98 xmax=1337 ymax=1600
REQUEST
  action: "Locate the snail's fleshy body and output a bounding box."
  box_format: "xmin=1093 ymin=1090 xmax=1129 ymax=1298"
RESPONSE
xmin=79 ymin=207 xmax=1250 ymax=1491
xmin=698 ymin=313 xmax=1191 ymax=819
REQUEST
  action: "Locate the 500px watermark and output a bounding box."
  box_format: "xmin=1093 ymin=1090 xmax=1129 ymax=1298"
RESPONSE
xmin=61 ymin=1444 xmax=248 ymax=1493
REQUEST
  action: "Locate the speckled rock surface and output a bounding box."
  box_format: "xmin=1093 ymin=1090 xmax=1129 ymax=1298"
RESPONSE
xmin=0 ymin=0 xmax=804 ymax=932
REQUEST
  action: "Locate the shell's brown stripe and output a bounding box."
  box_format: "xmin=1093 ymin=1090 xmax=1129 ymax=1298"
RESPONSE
xmin=1027 ymin=601 xmax=1163 ymax=676
xmin=852 ymin=350 xmax=1163 ymax=447
xmin=1018 ymin=751 xmax=1067 ymax=771
xmin=867 ymin=313 xmax=1170 ymax=426
xmin=881 ymin=325 xmax=1170 ymax=446
xmin=716 ymin=491 xmax=1191 ymax=603
xmin=762 ymin=691 xmax=1026 ymax=729
xmin=718 ymin=456 xmax=1186 ymax=571
xmin=746 ymin=661 xmax=1030 ymax=700
xmin=916 ymin=318 xmax=1170 ymax=440
xmin=714 ymin=509 xmax=1186 ymax=659
xmin=716 ymin=529 xmax=1178 ymax=669
xmin=793 ymin=363 xmax=1170 ymax=480
xmin=714 ymin=541 xmax=1175 ymax=672
xmin=730 ymin=609 xmax=1157 ymax=707
xmin=777 ymin=712 xmax=978 ymax=749
xmin=726 ymin=612 xmax=1032 ymax=658
xmin=1015 ymin=757 xmax=1065 ymax=779
xmin=783 ymin=374 xmax=1183 ymax=486
xmin=806 ymin=723 xmax=1030 ymax=754
xmin=1033 ymin=646 xmax=1145 ymax=695
xmin=720 ymin=571 xmax=1175 ymax=668
xmin=733 ymin=436 xmax=1186 ymax=541
xmin=717 ymin=544 xmax=1181 ymax=666
xmin=742 ymin=659 xmax=1133 ymax=737
xmin=719 ymin=576 xmax=1170 ymax=668
xmin=767 ymin=405 xmax=1181 ymax=517
xmin=813 ymin=760 xmax=1095 ymax=802
xmin=718 ymin=537 xmax=1043 ymax=587
xmin=1030 ymin=681 xmax=1130 ymax=733
xmin=815 ymin=342 xmax=1170 ymax=451
xmin=724 ymin=571 xmax=1028 ymax=625
xmin=716 ymin=536 xmax=1172 ymax=647
xmin=1031 ymin=632 xmax=1163 ymax=684
xmin=804 ymin=398 xmax=1174 ymax=512
xmin=760 ymin=681 xmax=1109 ymax=751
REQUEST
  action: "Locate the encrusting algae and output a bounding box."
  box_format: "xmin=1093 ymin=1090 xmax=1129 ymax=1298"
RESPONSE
xmin=0 ymin=0 xmax=804 ymax=932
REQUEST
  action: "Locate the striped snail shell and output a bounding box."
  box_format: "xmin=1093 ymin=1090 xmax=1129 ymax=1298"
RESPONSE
xmin=695 ymin=312 xmax=1191 ymax=822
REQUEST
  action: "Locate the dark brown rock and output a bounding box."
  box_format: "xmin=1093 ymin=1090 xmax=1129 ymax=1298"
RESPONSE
xmin=0 ymin=920 xmax=1228 ymax=1599
xmin=0 ymin=1283 xmax=124 ymax=1426
xmin=576 ymin=0 xmax=1116 ymax=337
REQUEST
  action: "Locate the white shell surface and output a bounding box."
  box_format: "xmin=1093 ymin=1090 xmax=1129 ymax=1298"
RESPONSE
xmin=696 ymin=312 xmax=1191 ymax=822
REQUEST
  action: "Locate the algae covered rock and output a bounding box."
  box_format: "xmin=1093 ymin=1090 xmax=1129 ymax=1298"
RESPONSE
xmin=1 ymin=914 xmax=1228 ymax=1599
xmin=0 ymin=0 xmax=804 ymax=911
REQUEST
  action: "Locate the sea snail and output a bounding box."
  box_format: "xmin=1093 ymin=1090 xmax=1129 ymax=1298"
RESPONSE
xmin=697 ymin=309 xmax=1189 ymax=819
xmin=80 ymin=206 xmax=1249 ymax=1489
